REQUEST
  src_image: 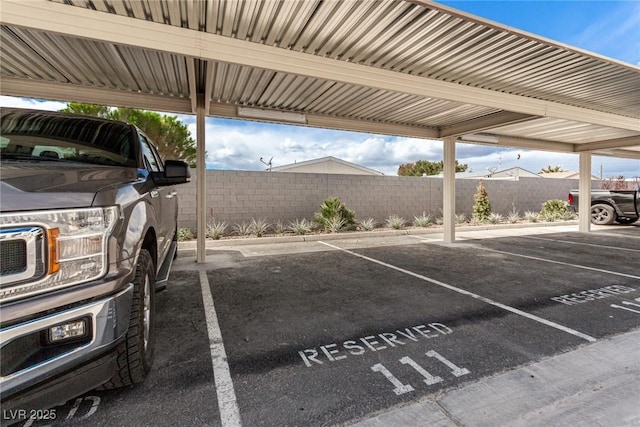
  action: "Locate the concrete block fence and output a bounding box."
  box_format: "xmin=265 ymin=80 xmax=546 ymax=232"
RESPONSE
xmin=176 ymin=170 xmax=583 ymax=232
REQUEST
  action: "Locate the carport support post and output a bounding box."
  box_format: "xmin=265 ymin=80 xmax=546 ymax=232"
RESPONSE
xmin=443 ymin=137 xmax=456 ymax=243
xmin=578 ymin=151 xmax=592 ymax=232
xmin=196 ymin=93 xmax=207 ymax=262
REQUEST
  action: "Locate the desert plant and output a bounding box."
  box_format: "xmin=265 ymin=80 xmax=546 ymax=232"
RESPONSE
xmin=413 ymin=212 xmax=433 ymax=227
xmin=562 ymin=210 xmax=577 ymax=221
xmin=540 ymin=211 xmax=556 ymax=222
xmin=249 ymin=218 xmax=270 ymax=237
xmin=487 ymin=213 xmax=504 ymax=224
xmin=507 ymin=206 xmax=520 ymax=223
xmin=386 ymin=215 xmax=406 ymax=229
xmin=472 ymin=180 xmax=492 ymax=222
xmin=289 ymin=218 xmax=313 ymax=235
xmin=177 ymin=227 xmax=194 ymax=241
xmin=274 ymin=220 xmax=287 ymax=234
xmin=313 ymin=196 xmax=356 ymax=232
xmin=359 ymin=218 xmax=376 ymax=231
xmin=455 ymin=213 xmax=467 ymax=224
xmin=435 ymin=217 xmax=444 ymax=225
xmin=524 ymin=211 xmax=539 ymax=222
xmin=206 ymin=220 xmax=227 ymax=240
xmin=540 ymin=199 xmax=568 ymax=220
xmin=326 ymin=216 xmax=347 ymax=233
xmin=233 ymin=221 xmax=252 ymax=236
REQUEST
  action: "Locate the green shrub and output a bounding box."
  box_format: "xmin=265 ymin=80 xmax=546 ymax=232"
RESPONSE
xmin=487 ymin=213 xmax=504 ymax=224
xmin=524 ymin=211 xmax=539 ymax=222
xmin=177 ymin=227 xmax=194 ymax=241
xmin=233 ymin=222 xmax=252 ymax=236
xmin=249 ymin=218 xmax=270 ymax=237
xmin=507 ymin=206 xmax=520 ymax=223
xmin=326 ymin=216 xmax=347 ymax=233
xmin=274 ymin=220 xmax=287 ymax=234
xmin=386 ymin=215 xmax=406 ymax=229
xmin=313 ymin=196 xmax=356 ymax=232
xmin=455 ymin=213 xmax=468 ymax=224
xmin=359 ymin=218 xmax=376 ymax=231
xmin=413 ymin=212 xmax=433 ymax=227
xmin=206 ymin=221 xmax=227 ymax=240
xmin=472 ymin=180 xmax=492 ymax=222
xmin=540 ymin=199 xmax=568 ymax=220
xmin=289 ymin=218 xmax=313 ymax=235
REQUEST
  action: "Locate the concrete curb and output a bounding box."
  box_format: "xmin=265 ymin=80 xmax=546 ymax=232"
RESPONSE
xmin=177 ymin=221 xmax=579 ymax=249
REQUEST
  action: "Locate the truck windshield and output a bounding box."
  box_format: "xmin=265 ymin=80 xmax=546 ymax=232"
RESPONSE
xmin=0 ymin=109 xmax=137 ymax=167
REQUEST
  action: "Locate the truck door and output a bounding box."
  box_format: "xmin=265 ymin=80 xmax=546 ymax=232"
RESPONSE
xmin=138 ymin=133 xmax=177 ymax=265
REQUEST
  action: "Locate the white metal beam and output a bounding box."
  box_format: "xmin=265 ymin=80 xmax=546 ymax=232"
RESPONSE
xmin=595 ymin=149 xmax=640 ymax=159
xmin=186 ymin=58 xmax=197 ymax=114
xmin=2 ymin=0 xmax=638 ymax=133
xmin=459 ymin=133 xmax=575 ymax=152
xmin=1 ymin=77 xmax=192 ymax=114
xmin=204 ymin=61 xmax=214 ymax=116
xmin=208 ymin=102 xmax=440 ymax=139
xmin=574 ymin=136 xmax=640 ymax=152
xmin=439 ymin=112 xmax=539 ymax=138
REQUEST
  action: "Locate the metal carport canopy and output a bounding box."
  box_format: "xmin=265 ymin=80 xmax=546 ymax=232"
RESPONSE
xmin=2 ymin=0 xmax=639 ymax=262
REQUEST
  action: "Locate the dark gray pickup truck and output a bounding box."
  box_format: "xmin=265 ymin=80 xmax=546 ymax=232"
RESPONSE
xmin=568 ymin=189 xmax=639 ymax=225
xmin=0 ymin=108 xmax=190 ymax=423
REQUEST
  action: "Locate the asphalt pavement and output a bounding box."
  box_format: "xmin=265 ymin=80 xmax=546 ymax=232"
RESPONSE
xmin=22 ymin=222 xmax=639 ymax=427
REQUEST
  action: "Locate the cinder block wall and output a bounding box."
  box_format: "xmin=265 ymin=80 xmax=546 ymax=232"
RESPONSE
xmin=176 ymin=170 xmax=581 ymax=231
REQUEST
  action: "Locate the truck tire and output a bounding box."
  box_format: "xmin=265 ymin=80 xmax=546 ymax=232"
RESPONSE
xmin=590 ymin=203 xmax=615 ymax=225
xmin=101 ymin=249 xmax=156 ymax=389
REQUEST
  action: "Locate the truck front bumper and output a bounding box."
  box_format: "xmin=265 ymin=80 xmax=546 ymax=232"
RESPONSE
xmin=0 ymin=284 xmax=133 ymax=421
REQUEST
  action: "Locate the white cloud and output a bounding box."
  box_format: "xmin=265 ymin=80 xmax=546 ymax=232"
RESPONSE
xmin=2 ymin=96 xmax=639 ymax=179
xmin=0 ymin=96 xmax=66 ymax=111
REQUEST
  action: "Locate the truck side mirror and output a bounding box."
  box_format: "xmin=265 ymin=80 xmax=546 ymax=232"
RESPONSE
xmin=152 ymin=160 xmax=190 ymax=185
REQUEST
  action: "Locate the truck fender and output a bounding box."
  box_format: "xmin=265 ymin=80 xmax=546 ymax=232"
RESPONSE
xmin=122 ymin=201 xmax=158 ymax=269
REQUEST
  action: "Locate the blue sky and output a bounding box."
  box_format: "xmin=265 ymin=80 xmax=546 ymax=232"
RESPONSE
xmin=2 ymin=1 xmax=639 ymax=178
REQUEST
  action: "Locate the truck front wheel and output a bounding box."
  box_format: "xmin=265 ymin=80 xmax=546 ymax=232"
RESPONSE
xmin=590 ymin=203 xmax=615 ymax=225
xmin=101 ymin=249 xmax=156 ymax=389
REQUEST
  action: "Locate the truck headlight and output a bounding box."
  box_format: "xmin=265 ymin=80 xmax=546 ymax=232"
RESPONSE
xmin=0 ymin=207 xmax=119 ymax=302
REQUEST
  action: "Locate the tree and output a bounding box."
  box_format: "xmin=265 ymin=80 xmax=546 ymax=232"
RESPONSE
xmin=472 ymin=180 xmax=492 ymax=222
xmin=397 ymin=159 xmax=468 ymax=176
xmin=539 ymin=165 xmax=566 ymax=174
xmin=60 ymin=103 xmax=197 ymax=167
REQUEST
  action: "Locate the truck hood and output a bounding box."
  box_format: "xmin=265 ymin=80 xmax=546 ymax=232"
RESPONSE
xmin=0 ymin=163 xmax=139 ymax=211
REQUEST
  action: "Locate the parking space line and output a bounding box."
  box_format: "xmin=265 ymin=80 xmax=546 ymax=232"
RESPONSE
xmin=318 ymin=241 xmax=596 ymax=343
xmin=521 ymin=235 xmax=640 ymax=253
xmin=476 ymin=247 xmax=640 ymax=280
xmin=591 ymin=231 xmax=640 ymax=240
xmin=199 ymin=271 xmax=242 ymax=427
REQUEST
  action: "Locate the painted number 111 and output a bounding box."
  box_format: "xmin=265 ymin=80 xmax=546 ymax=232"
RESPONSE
xmin=371 ymin=350 xmax=470 ymax=395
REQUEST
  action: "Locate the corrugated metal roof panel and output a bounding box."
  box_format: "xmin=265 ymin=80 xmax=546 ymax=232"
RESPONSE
xmin=50 ymin=0 xmax=639 ymax=119
xmin=0 ymin=0 xmax=632 ymax=155
xmin=1 ymin=25 xmax=190 ymax=97
xmin=491 ymin=118 xmax=639 ymax=144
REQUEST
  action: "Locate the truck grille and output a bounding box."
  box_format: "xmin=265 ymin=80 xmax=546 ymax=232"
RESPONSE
xmin=0 ymin=227 xmax=45 ymax=287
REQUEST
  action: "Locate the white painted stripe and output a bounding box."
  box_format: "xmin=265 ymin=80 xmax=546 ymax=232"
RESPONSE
xmin=318 ymin=241 xmax=596 ymax=343
xmin=478 ymin=247 xmax=640 ymax=280
xmin=522 ymin=235 xmax=640 ymax=253
xmin=590 ymin=231 xmax=640 ymax=240
xmin=199 ymin=270 xmax=242 ymax=427
xmin=408 ymin=235 xmax=438 ymax=241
